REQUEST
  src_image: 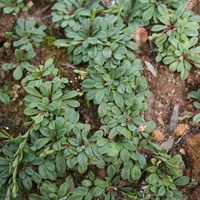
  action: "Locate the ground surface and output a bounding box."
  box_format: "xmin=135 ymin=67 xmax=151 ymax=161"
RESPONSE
xmin=0 ymin=0 xmax=200 ymax=199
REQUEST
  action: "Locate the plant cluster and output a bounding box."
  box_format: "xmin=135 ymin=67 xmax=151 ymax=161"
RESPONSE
xmin=0 ymin=0 xmax=29 ymax=14
xmin=2 ymin=17 xmax=46 ymax=80
xmin=188 ymin=89 xmax=200 ymax=122
xmin=179 ymin=88 xmax=200 ymax=123
xmin=0 ymin=85 xmax=10 ymax=104
xmin=0 ymin=0 xmax=199 ymax=199
xmin=146 ymin=2 xmax=200 ymax=79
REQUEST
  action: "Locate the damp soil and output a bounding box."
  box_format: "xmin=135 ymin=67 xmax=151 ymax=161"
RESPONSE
xmin=0 ymin=1 xmax=200 ymax=199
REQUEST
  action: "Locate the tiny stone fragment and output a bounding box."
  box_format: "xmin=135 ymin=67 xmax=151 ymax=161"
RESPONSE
xmin=174 ymin=124 xmax=189 ymax=136
xmin=152 ymin=129 xmax=165 ymax=142
xmin=179 ymin=148 xmax=186 ymax=155
xmin=170 ymin=103 xmax=179 ymax=132
xmin=160 ymin=136 xmax=174 ymax=150
xmin=144 ymin=61 xmax=158 ymax=77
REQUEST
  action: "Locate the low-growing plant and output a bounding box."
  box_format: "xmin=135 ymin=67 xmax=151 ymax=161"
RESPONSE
xmin=21 ymin=58 xmax=59 ymax=87
xmin=131 ymin=0 xmax=187 ymax=26
xmin=179 ymin=88 xmax=200 ymax=122
xmin=148 ymin=4 xmax=200 ymax=79
xmin=2 ymin=50 xmax=35 ymax=80
xmin=1 ymin=0 xmax=198 ymax=199
xmin=54 ymin=13 xmax=137 ymax=65
xmin=0 ymin=0 xmax=29 ymax=14
xmin=160 ymin=38 xmax=200 ymax=80
xmin=0 ymin=85 xmax=10 ymax=104
xmin=13 ymin=18 xmax=46 ymax=52
xmin=187 ymin=89 xmax=200 ymax=122
xmin=2 ymin=18 xmax=47 ymax=80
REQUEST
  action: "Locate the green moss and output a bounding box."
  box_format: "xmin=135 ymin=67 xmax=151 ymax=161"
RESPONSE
xmin=43 ymin=36 xmax=56 ymax=48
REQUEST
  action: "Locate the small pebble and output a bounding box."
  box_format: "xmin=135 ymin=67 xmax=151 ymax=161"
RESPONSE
xmin=179 ymin=148 xmax=186 ymax=155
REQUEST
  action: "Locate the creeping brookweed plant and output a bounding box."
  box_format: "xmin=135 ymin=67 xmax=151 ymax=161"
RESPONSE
xmin=0 ymin=0 xmax=29 ymax=14
xmin=2 ymin=18 xmax=46 ymax=80
xmin=1 ymin=0 xmax=199 ymax=199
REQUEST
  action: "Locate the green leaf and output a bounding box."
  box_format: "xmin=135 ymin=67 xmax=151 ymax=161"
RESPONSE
xmin=77 ymin=151 xmax=88 ymax=167
xmin=0 ymin=157 xmax=9 ymax=165
xmin=115 ymin=66 xmax=126 ymax=79
xmin=174 ymin=176 xmax=190 ymax=186
xmin=194 ymin=102 xmax=200 ymax=109
xmin=120 ymin=148 xmax=130 ymax=162
xmin=97 ymin=138 xmax=108 ymax=146
xmin=107 ymin=145 xmax=119 ymax=157
xmin=155 ymin=34 xmax=167 ymax=45
xmin=98 ymin=103 xmax=107 ymax=117
xmin=158 ymin=16 xmax=170 ymax=25
xmin=4 ymin=7 xmax=15 ymax=14
xmin=34 ymin=138 xmax=50 ymax=149
xmin=185 ymin=29 xmax=199 ymax=37
xmin=45 ymin=58 xmax=54 ymax=68
xmin=25 ymin=87 xmax=43 ymax=97
xmin=180 ymin=69 xmax=188 ymax=80
xmin=94 ymin=51 xmax=105 ymax=65
xmin=126 ymin=41 xmax=138 ymax=51
xmin=107 ymin=165 xmax=116 ymax=179
xmin=87 ymin=37 xmax=99 ymax=44
xmin=148 ymin=173 xmax=159 ymax=184
xmin=172 ymin=155 xmax=182 ymax=165
xmin=68 ymin=193 xmax=83 ymax=200
xmin=88 ymin=46 xmax=97 ymax=58
xmin=142 ymin=5 xmax=155 ymax=21
xmin=68 ymin=138 xmax=79 ymax=146
xmin=22 ymin=176 xmax=32 ymax=190
xmin=95 ymin=89 xmax=105 ymax=104
xmin=193 ymin=113 xmax=200 ymax=123
xmin=158 ymin=4 xmax=169 ymax=17
xmin=13 ymin=66 xmax=23 ymax=80
xmin=24 ymin=51 xmax=36 ymax=60
xmin=92 ymin=186 xmax=105 ymax=197
xmin=0 ymin=93 xmax=10 ymax=104
xmin=117 ymin=126 xmax=131 ymax=140
xmin=57 ymin=182 xmax=70 ymax=198
xmin=121 ymin=167 xmax=130 ymax=180
xmin=102 ymin=47 xmax=112 ymax=59
xmin=114 ymin=92 xmax=124 ymax=108
xmin=56 ymin=154 xmax=66 ymax=174
xmin=131 ymin=165 xmax=141 ymax=180
xmin=15 ymin=49 xmax=22 ymax=60
xmin=62 ymin=91 xmax=79 ymax=99
xmin=163 ymin=56 xmax=175 ymax=65
xmin=152 ymin=25 xmax=167 ymax=32
xmin=169 ymin=61 xmax=179 ymax=72
xmin=2 ymin=63 xmax=16 ymax=70
xmin=158 ymin=185 xmax=166 ymax=196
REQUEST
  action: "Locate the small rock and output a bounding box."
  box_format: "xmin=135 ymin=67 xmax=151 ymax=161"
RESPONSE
xmin=152 ymin=130 xmax=165 ymax=142
xmin=174 ymin=124 xmax=189 ymax=136
xmin=160 ymin=136 xmax=174 ymax=150
xmin=170 ymin=103 xmax=179 ymax=132
xmin=179 ymin=148 xmax=186 ymax=155
xmin=179 ymin=159 xmax=187 ymax=171
xmin=144 ymin=61 xmax=158 ymax=77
